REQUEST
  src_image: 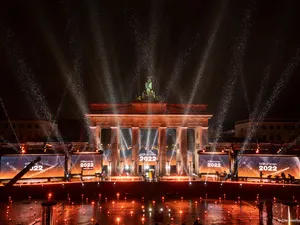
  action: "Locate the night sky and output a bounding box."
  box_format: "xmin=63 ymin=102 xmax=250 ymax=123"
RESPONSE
xmin=1 ymin=0 xmax=300 ymax=129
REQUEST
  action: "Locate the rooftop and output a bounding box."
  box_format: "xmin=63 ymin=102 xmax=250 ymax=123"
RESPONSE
xmin=235 ymin=118 xmax=300 ymax=125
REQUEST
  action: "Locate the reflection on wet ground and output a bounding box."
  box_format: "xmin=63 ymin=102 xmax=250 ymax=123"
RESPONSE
xmin=1 ymin=198 xmax=299 ymax=224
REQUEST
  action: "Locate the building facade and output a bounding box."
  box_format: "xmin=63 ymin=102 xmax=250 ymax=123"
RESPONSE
xmin=86 ymin=78 xmax=212 ymax=176
xmin=0 ymin=120 xmax=58 ymax=143
xmin=235 ymin=118 xmax=300 ymax=143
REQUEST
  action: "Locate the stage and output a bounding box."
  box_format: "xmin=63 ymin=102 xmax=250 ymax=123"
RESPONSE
xmin=1 ymin=179 xmax=300 ymax=201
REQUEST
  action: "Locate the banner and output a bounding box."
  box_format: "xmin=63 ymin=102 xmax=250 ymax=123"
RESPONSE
xmin=237 ymin=155 xmax=300 ymax=178
xmin=0 ymin=155 xmax=65 ymax=179
xmin=138 ymin=149 xmax=158 ymax=166
xmin=70 ymin=154 xmax=102 ymax=175
xmin=198 ymin=154 xmax=229 ymax=174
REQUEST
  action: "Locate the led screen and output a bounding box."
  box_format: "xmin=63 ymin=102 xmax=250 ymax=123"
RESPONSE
xmin=0 ymin=155 xmax=65 ymax=179
xmin=237 ymin=155 xmax=300 ymax=178
xmin=139 ymin=149 xmax=158 ymax=161
xmin=198 ymin=154 xmax=229 ymax=174
xmin=70 ymin=154 xmax=102 ymax=175
xmin=139 ymin=149 xmax=158 ymax=165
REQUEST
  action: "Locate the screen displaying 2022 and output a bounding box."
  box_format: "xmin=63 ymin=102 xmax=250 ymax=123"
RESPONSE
xmin=0 ymin=155 xmax=65 ymax=179
xmin=71 ymin=155 xmax=101 ymax=175
xmin=237 ymin=155 xmax=300 ymax=178
xmin=198 ymin=154 xmax=229 ymax=174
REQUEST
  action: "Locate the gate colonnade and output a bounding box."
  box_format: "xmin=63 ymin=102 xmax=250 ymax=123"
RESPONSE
xmin=87 ymin=104 xmax=211 ymax=176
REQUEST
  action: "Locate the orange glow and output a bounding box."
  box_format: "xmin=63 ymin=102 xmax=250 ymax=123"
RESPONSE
xmin=109 ymin=176 xmax=141 ymax=181
xmin=20 ymin=145 xmax=26 ymax=154
xmin=116 ymin=217 xmax=120 ymax=222
xmin=161 ymin=176 xmax=190 ymax=181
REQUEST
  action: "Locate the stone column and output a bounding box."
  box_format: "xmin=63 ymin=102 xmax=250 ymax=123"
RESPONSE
xmin=180 ymin=127 xmax=188 ymax=175
xmin=110 ymin=127 xmax=119 ymax=176
xmin=158 ymin=127 xmax=167 ymax=176
xmin=96 ymin=126 xmax=103 ymax=172
xmin=131 ymin=127 xmax=139 ymax=175
xmin=202 ymin=127 xmax=209 ymax=147
xmin=176 ymin=127 xmax=188 ymax=175
xmin=95 ymin=126 xmax=101 ymax=150
xmin=176 ymin=128 xmax=181 ymax=175
xmin=194 ymin=127 xmax=203 ymax=174
xmin=89 ymin=126 xmax=97 ymax=150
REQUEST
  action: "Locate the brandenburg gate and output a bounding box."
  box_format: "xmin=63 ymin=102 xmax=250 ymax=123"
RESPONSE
xmin=86 ymin=78 xmax=212 ymax=176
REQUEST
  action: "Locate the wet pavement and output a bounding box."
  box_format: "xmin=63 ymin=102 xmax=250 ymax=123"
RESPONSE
xmin=1 ymin=198 xmax=299 ymax=225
